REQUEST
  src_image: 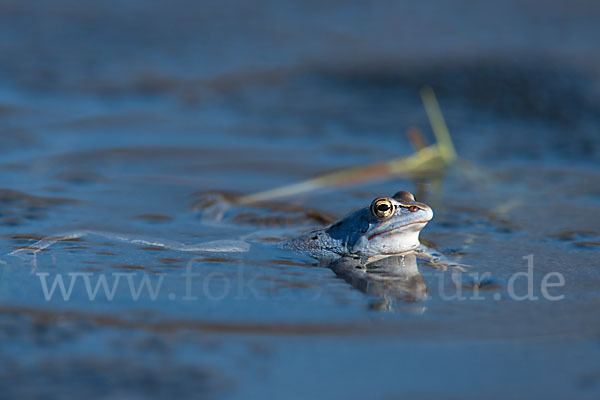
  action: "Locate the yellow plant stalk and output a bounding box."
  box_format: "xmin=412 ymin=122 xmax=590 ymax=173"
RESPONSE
xmin=239 ymin=86 xmax=456 ymax=205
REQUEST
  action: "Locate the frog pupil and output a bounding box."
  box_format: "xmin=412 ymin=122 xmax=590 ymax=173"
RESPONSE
xmin=377 ymin=204 xmax=389 ymax=212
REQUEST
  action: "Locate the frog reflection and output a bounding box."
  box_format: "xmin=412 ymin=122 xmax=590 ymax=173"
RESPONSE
xmin=325 ymin=253 xmax=427 ymax=312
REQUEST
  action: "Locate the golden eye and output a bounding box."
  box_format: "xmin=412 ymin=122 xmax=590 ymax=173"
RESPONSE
xmin=371 ymin=198 xmax=394 ymax=219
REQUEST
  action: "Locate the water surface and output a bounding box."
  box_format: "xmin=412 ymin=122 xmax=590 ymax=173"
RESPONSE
xmin=1 ymin=1 xmax=600 ymax=398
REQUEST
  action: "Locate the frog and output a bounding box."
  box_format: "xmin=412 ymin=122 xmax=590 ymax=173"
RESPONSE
xmin=282 ymin=190 xmax=433 ymax=260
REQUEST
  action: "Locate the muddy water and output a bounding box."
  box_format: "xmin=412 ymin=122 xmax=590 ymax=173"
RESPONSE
xmin=1 ymin=1 xmax=600 ymax=399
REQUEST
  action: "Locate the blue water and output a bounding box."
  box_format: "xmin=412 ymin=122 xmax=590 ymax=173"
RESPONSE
xmin=1 ymin=1 xmax=600 ymax=399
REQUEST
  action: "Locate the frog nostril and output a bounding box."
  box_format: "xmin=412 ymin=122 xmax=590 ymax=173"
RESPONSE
xmin=409 ymin=206 xmax=419 ymax=212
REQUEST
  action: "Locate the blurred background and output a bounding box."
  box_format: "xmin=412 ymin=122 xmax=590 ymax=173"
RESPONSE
xmin=1 ymin=1 xmax=599 ymax=399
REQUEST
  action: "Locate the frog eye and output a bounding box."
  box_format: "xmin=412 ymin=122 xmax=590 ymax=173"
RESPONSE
xmin=393 ymin=191 xmax=415 ymax=202
xmin=371 ymin=198 xmax=395 ymax=219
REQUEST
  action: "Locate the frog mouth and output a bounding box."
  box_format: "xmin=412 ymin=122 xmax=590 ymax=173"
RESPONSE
xmin=367 ymin=220 xmax=430 ymax=241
